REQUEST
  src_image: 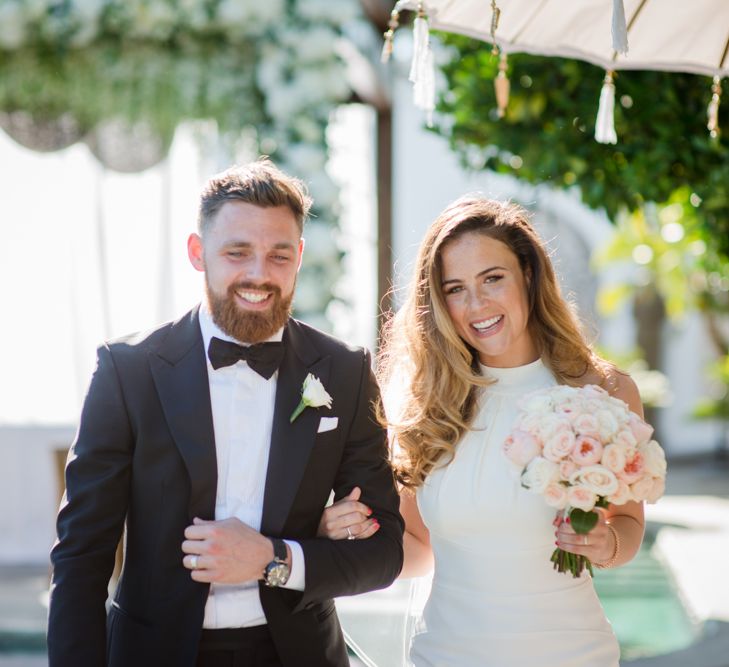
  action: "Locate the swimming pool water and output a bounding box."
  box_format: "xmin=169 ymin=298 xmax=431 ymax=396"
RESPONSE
xmin=594 ymin=528 xmax=701 ymax=660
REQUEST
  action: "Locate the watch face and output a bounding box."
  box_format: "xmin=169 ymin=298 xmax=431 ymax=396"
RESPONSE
xmin=265 ymin=561 xmax=290 ymax=587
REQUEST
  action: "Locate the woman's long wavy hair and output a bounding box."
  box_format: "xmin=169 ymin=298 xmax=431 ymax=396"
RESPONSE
xmin=379 ymin=197 xmax=612 ymax=489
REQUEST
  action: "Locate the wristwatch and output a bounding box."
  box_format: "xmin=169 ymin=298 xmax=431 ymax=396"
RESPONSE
xmin=263 ymin=538 xmax=290 ymax=587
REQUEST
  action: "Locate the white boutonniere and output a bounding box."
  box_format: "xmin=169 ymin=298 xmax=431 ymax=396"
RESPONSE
xmin=290 ymin=373 xmax=333 ymax=423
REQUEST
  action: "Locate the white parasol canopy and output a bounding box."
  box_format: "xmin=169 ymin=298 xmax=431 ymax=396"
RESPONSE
xmin=413 ymin=0 xmax=729 ymax=77
xmin=386 ymin=0 xmax=728 ymax=141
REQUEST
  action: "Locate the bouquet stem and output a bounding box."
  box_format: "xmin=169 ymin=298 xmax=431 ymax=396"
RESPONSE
xmin=550 ymin=547 xmax=594 ymax=578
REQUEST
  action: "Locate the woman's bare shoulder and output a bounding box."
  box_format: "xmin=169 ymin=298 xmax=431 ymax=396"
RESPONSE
xmin=578 ymin=365 xmax=643 ymax=417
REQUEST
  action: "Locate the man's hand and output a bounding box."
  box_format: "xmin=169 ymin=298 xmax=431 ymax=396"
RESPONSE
xmin=181 ymin=517 xmax=274 ymax=583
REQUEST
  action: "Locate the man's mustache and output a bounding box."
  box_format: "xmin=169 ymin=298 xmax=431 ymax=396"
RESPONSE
xmin=228 ymin=282 xmax=282 ymax=297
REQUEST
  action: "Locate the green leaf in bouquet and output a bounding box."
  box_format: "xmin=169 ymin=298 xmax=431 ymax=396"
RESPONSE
xmin=569 ymin=508 xmax=599 ymax=534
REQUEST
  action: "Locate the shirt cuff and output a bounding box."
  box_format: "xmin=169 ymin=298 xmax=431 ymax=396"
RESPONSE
xmin=282 ymin=540 xmax=305 ymax=591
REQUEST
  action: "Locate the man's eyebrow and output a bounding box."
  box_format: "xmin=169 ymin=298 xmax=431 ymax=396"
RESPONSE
xmin=223 ymin=241 xmax=297 ymax=250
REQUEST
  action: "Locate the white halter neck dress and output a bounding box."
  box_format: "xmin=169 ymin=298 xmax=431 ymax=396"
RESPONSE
xmin=411 ymin=359 xmax=620 ymax=667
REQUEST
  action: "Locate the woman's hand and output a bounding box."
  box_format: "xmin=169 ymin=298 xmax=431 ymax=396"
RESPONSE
xmin=317 ymin=487 xmax=380 ymax=540
xmin=554 ymin=510 xmax=616 ymax=565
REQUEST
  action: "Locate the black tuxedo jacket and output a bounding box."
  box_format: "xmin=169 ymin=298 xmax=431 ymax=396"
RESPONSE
xmin=47 ymin=308 xmax=403 ymax=667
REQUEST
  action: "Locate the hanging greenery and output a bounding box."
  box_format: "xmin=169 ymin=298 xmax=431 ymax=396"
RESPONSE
xmin=0 ymin=0 xmax=361 ymax=326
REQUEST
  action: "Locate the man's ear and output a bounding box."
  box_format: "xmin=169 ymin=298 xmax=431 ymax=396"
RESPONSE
xmin=296 ymin=237 xmax=305 ymax=271
xmin=187 ymin=233 xmax=205 ymax=272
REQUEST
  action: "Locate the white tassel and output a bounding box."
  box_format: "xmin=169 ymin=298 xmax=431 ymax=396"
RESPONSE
xmin=409 ymin=11 xmax=436 ymax=127
xmin=707 ymin=76 xmax=722 ymax=139
xmin=611 ymin=0 xmax=629 ymax=55
xmin=595 ymin=71 xmax=617 ymax=144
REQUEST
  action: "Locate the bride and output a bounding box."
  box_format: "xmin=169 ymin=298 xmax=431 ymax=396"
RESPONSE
xmin=319 ymin=196 xmax=646 ymax=666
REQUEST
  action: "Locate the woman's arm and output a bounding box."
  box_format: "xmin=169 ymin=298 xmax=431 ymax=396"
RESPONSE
xmin=317 ymin=486 xmax=434 ymax=578
xmin=399 ymin=491 xmax=434 ymax=578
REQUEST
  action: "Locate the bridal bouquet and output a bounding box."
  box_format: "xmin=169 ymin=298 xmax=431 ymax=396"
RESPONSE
xmin=502 ymin=384 xmax=666 ymax=577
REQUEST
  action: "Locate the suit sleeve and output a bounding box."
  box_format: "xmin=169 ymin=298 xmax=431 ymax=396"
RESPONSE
xmin=294 ymin=349 xmax=404 ymax=610
xmin=47 ymin=344 xmax=133 ymax=667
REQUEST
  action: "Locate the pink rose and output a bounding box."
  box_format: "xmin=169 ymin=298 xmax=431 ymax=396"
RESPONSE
xmin=572 ymin=413 xmax=600 ymax=437
xmin=503 ymin=429 xmax=542 ymax=468
xmin=544 ymin=482 xmax=568 ymax=509
xmin=628 ymin=412 xmax=654 ymax=445
xmin=566 ymin=485 xmax=597 ymax=511
xmin=571 ymin=435 xmax=604 ymax=466
xmin=631 ymin=476 xmax=665 ymax=503
xmin=645 ymin=477 xmax=665 ymax=504
xmin=559 ymin=460 xmax=578 ymax=480
xmin=608 ymin=479 xmax=633 ymax=505
xmin=543 ymin=430 xmax=576 ymax=462
xmin=601 ymin=444 xmax=627 ymax=474
xmin=570 ymin=465 xmax=619 ymax=496
xmin=618 ymin=451 xmax=646 ymax=485
xmin=638 ymin=440 xmax=667 ymax=478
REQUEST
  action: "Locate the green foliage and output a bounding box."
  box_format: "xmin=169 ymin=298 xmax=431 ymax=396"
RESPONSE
xmin=693 ymin=354 xmax=729 ymax=420
xmin=592 ymin=187 xmax=729 ymax=322
xmin=433 ymin=34 xmax=729 ymax=258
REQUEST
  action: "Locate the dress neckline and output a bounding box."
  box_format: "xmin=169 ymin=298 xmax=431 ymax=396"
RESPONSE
xmin=479 ymin=357 xmax=547 ymax=388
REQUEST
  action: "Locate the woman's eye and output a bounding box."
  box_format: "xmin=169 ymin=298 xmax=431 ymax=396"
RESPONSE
xmin=485 ymin=274 xmax=503 ymax=284
xmin=445 ymin=285 xmax=464 ymax=295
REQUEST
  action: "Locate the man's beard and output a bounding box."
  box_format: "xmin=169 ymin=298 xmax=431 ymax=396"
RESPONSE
xmin=206 ymin=278 xmax=293 ymax=344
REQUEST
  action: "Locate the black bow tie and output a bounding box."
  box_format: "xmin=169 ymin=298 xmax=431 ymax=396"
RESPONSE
xmin=207 ymin=336 xmax=285 ymax=380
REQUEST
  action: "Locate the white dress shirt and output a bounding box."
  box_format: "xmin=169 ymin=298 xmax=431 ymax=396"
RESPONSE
xmin=198 ymin=305 xmax=305 ymax=629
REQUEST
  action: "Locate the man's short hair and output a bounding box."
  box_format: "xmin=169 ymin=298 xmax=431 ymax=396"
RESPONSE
xmin=198 ymin=158 xmax=312 ymax=235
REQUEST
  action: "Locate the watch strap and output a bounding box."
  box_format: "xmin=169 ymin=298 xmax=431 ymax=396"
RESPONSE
xmin=270 ymin=538 xmax=287 ymax=562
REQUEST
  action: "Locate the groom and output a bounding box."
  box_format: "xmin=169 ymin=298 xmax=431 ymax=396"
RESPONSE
xmin=47 ymin=159 xmax=404 ymax=667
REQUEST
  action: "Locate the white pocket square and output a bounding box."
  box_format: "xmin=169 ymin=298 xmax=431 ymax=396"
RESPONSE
xmin=317 ymin=416 xmax=338 ymax=433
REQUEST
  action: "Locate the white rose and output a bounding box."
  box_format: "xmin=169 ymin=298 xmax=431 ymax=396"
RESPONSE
xmin=614 ymin=428 xmax=638 ymax=450
xmin=596 ymin=409 xmax=619 ymax=441
xmin=537 ymin=414 xmax=572 ymax=439
xmin=302 ymin=373 xmax=333 ymax=409
xmin=549 ymin=385 xmax=579 ymax=404
xmin=638 ymin=440 xmax=667 ymax=478
xmin=519 ymin=391 xmax=553 ymax=414
xmin=570 ymin=465 xmax=619 ymax=497
xmin=521 ymin=457 xmax=559 ymax=494
xmin=518 ymin=412 xmax=543 ymax=435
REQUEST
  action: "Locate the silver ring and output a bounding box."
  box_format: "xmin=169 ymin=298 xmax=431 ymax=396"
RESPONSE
xmin=346 ymin=527 xmax=355 ymax=541
xmin=190 ymin=554 xmax=199 ymax=569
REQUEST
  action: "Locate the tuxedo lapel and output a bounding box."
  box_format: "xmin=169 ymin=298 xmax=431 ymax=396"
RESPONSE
xmin=261 ymin=320 xmax=331 ymax=537
xmin=149 ymin=307 xmax=217 ymax=521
